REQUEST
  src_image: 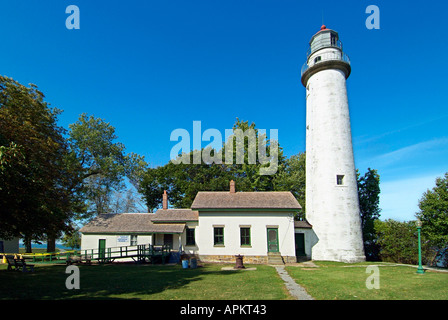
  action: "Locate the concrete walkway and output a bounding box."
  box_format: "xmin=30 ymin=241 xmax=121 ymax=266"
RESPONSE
xmin=274 ymin=266 xmax=314 ymax=300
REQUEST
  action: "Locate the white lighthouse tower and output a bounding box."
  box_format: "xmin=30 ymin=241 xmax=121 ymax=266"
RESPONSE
xmin=301 ymin=25 xmax=365 ymax=263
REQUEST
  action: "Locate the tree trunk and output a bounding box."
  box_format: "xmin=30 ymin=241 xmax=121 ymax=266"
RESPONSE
xmin=24 ymin=236 xmax=32 ymax=253
xmin=47 ymin=236 xmax=56 ymax=252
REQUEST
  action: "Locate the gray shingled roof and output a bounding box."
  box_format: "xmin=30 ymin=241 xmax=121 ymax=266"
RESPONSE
xmin=79 ymin=213 xmax=185 ymax=234
xmin=151 ymin=209 xmax=198 ymax=222
xmin=294 ymin=220 xmax=313 ymax=229
xmin=191 ymin=191 xmax=302 ymax=210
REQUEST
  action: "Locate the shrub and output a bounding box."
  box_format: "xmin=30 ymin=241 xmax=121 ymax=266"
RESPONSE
xmin=374 ymin=219 xmax=433 ymax=265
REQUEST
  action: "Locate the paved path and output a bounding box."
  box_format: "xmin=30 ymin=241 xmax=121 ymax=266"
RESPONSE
xmin=274 ymin=266 xmax=314 ymax=300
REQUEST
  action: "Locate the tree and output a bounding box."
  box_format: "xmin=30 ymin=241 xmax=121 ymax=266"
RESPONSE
xmin=140 ymin=119 xmax=286 ymax=212
xmin=416 ymin=172 xmax=448 ymax=250
xmin=357 ymin=168 xmax=381 ymax=260
xmin=273 ymin=152 xmax=306 ymax=219
xmin=223 ymin=118 xmax=285 ymax=191
xmin=68 ymin=113 xmax=148 ymax=221
xmin=61 ymin=229 xmax=81 ymax=249
xmin=109 ymin=188 xmax=147 ymax=213
xmin=140 ymin=152 xmax=232 ymax=211
xmin=0 ymin=76 xmax=83 ymax=251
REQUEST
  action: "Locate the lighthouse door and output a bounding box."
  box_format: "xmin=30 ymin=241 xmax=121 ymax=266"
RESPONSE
xmin=295 ymin=233 xmax=306 ymax=257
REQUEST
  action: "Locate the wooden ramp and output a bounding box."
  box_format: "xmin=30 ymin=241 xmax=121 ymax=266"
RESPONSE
xmin=69 ymin=244 xmax=172 ymax=264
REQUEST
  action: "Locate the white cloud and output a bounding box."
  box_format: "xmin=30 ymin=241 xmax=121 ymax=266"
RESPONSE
xmin=354 ymin=113 xmax=448 ymax=146
xmin=373 ymin=137 xmax=448 ymax=167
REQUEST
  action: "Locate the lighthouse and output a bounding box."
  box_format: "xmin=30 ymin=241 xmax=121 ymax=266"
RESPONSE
xmin=301 ymin=26 xmax=366 ymax=263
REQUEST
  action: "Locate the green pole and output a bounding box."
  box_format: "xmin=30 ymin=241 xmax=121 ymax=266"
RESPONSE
xmin=417 ymin=226 xmax=425 ymax=274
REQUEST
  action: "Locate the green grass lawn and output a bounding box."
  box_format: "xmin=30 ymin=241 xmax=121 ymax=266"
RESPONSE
xmin=286 ymin=261 xmax=448 ymax=300
xmin=2 ymin=261 xmax=447 ymax=300
xmin=0 ymin=263 xmax=292 ymax=300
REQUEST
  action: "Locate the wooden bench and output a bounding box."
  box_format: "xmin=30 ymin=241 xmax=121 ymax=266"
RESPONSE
xmin=5 ymin=256 xmax=15 ymax=271
xmin=14 ymin=258 xmax=35 ymax=272
xmin=6 ymin=256 xmax=35 ymax=272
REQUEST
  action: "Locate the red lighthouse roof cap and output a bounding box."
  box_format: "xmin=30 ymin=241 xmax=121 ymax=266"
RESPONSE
xmin=312 ymin=24 xmax=337 ymax=38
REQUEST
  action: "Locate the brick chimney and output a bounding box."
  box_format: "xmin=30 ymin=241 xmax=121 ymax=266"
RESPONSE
xmin=163 ymin=190 xmax=168 ymax=210
xmin=229 ymin=180 xmax=235 ymax=193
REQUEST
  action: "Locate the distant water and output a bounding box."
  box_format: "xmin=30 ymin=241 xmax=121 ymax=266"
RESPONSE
xmin=19 ymin=242 xmax=75 ymax=251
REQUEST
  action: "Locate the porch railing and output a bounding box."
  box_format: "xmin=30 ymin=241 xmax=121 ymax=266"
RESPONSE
xmin=301 ymin=51 xmax=351 ymax=76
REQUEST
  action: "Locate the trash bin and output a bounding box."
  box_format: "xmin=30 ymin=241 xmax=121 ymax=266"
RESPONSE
xmin=190 ymin=258 xmax=197 ymax=269
xmin=182 ymin=259 xmax=189 ymax=269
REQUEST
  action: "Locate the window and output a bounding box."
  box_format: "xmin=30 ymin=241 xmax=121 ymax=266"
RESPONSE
xmin=186 ymin=228 xmax=195 ymax=246
xmin=337 ymin=175 xmax=344 ymax=185
xmin=214 ymin=227 xmax=224 ymax=246
xmin=314 ymin=56 xmax=321 ymax=63
xmin=240 ymin=227 xmax=251 ymax=246
xmin=331 ymin=34 xmax=336 ymax=46
xmin=130 ymin=235 xmax=138 ymax=246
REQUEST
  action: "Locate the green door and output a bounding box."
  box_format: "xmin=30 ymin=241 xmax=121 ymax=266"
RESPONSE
xmin=98 ymin=239 xmax=106 ymax=259
xmin=295 ymin=233 xmax=306 ymax=258
xmin=267 ymin=228 xmax=279 ymax=252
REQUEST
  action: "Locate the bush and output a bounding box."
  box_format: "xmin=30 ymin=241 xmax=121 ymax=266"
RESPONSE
xmin=374 ymin=219 xmax=433 ymax=265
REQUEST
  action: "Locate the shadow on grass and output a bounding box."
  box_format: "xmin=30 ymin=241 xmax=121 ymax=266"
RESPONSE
xmin=0 ymin=263 xmax=248 ymax=300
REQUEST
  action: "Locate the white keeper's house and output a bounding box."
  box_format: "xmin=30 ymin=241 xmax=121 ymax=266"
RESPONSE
xmin=80 ymin=180 xmax=314 ymax=264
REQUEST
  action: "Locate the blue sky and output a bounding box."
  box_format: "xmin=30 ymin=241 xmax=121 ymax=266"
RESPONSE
xmin=1 ymin=1 xmax=447 ymax=222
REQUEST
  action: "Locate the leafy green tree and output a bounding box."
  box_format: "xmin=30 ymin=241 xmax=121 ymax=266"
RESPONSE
xmin=0 ymin=76 xmax=83 ymax=252
xmin=68 ymin=113 xmax=148 ymax=220
xmin=61 ymin=229 xmax=81 ymax=249
xmin=357 ymin=168 xmax=381 ymax=260
xmin=223 ymin=119 xmax=285 ymax=191
xmin=140 ymin=152 xmax=232 ymax=211
xmin=416 ymin=173 xmax=448 ymax=251
xmin=273 ymin=152 xmax=306 ymax=219
xmin=140 ymin=119 xmax=286 ymax=211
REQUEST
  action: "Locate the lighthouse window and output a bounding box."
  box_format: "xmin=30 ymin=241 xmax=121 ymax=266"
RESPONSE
xmin=337 ymin=175 xmax=345 ymax=185
xmin=331 ymin=34 xmax=337 ymax=46
xmin=314 ymin=56 xmax=321 ymax=63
